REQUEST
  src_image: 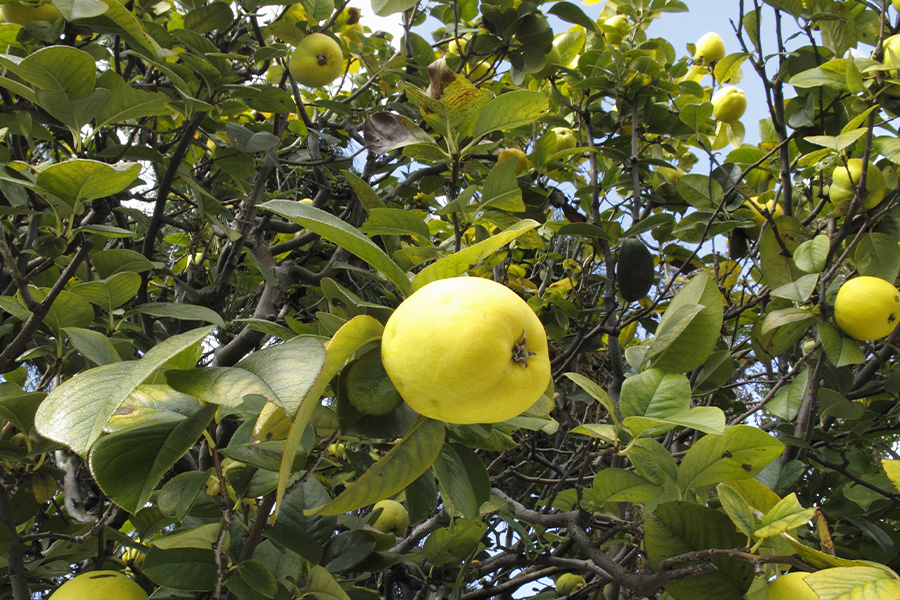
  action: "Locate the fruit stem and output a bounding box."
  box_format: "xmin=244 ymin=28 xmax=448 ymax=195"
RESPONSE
xmin=512 ymin=331 xmax=536 ymax=367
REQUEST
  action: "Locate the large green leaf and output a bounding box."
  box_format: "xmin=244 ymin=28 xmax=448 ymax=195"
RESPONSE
xmin=619 ymin=368 xmax=690 ymax=420
xmin=410 ymin=219 xmax=539 ymax=291
xmin=69 ymin=272 xmax=142 ymax=311
xmin=89 ymin=404 xmax=216 ymax=514
xmin=307 ymin=417 xmax=445 ymax=516
xmin=480 ymin=157 xmax=524 ymax=212
xmin=94 ymin=69 xmax=172 ymax=130
xmin=432 ymin=443 xmax=490 ymax=520
xmin=275 ymin=316 xmax=384 ymax=515
xmin=676 ymin=425 xmax=785 ymax=494
xmin=260 ymin=200 xmax=410 ymax=295
xmin=35 ymin=326 xmax=213 ymax=455
xmin=645 ymin=502 xmax=755 ymax=600
xmin=472 ymin=90 xmax=549 ymax=138
xmin=128 ymin=302 xmax=225 ymax=327
xmin=35 ymin=159 xmax=141 ymax=208
xmin=63 ymin=327 xmax=121 ymax=366
xmin=0 ymin=45 xmax=96 ymax=98
xmin=643 ymin=273 xmax=724 ymax=373
xmin=853 ymin=232 xmax=900 ymax=281
xmin=805 ymin=566 xmax=900 ymax=600
xmin=589 ymin=468 xmax=663 ymax=505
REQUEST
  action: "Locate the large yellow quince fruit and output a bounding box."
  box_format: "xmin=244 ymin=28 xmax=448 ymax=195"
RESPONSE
xmin=289 ymin=33 xmax=344 ymax=88
xmin=370 ymin=499 xmax=409 ymax=535
xmin=49 ymin=570 xmax=148 ymax=600
xmin=767 ymin=572 xmax=817 ymax=600
xmin=829 ymin=158 xmax=886 ymax=211
xmin=711 ymin=86 xmax=747 ymax=123
xmin=834 ymin=276 xmax=900 ymax=341
xmin=381 ymin=277 xmax=551 ymax=424
xmin=694 ymin=32 xmax=726 ymax=65
xmin=498 ymin=148 xmax=529 ymax=172
xmin=0 ymin=1 xmax=61 ymax=25
xmin=743 ymin=196 xmax=783 ymax=239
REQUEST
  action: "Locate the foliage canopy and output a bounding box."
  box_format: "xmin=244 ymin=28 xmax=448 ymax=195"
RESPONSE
xmin=3 ymin=0 xmax=900 ymax=599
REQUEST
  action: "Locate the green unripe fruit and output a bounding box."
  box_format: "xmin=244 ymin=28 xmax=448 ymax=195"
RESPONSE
xmin=555 ymin=573 xmax=586 ymax=596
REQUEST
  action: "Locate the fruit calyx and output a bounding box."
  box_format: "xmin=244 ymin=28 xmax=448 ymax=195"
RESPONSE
xmin=512 ymin=331 xmax=536 ymax=367
xmin=317 ymin=54 xmax=328 ymax=66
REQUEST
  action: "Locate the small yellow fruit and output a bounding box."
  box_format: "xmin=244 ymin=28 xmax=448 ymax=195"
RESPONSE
xmin=834 ymin=276 xmax=900 ymax=341
xmin=299 ymin=198 xmax=314 ymax=205
xmin=0 ymin=1 xmax=61 ymax=25
xmin=694 ymin=32 xmax=726 ymax=65
xmin=550 ymin=127 xmax=577 ymax=152
xmin=767 ymin=572 xmax=818 ymax=600
xmin=326 ymin=442 xmax=346 ymax=458
xmin=381 ymin=277 xmax=551 ymax=424
xmin=743 ymin=196 xmax=783 ymax=239
xmin=603 ymin=15 xmax=629 ymax=45
xmin=289 ymin=33 xmax=344 ymax=88
xmin=371 ymin=499 xmax=409 ymax=535
xmin=829 ymin=159 xmax=886 ymax=210
xmin=466 ymin=60 xmax=493 ymax=80
xmin=498 ymin=148 xmax=529 ymax=172
xmin=711 ymin=86 xmax=747 ymax=123
xmin=555 ymin=573 xmax=586 ymax=596
xmin=48 ymin=571 xmax=148 ymax=600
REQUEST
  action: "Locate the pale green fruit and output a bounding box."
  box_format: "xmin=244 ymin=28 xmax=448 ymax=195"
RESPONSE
xmin=711 ymin=86 xmax=747 ymax=123
xmin=603 ymin=15 xmax=628 ymax=44
xmin=694 ymin=32 xmax=726 ymax=64
xmin=289 ymin=33 xmax=344 ymax=87
xmin=829 ymin=158 xmax=886 ymax=210
xmin=49 ymin=571 xmax=148 ymax=600
xmin=381 ymin=277 xmax=550 ymax=424
xmin=834 ymin=276 xmax=900 ymax=341
xmin=0 ymin=1 xmax=61 ymax=25
xmin=743 ymin=196 xmax=783 ymax=239
xmin=371 ymin=499 xmax=409 ymax=535
xmin=767 ymin=572 xmax=817 ymax=600
xmin=555 ymin=573 xmax=586 ymax=595
xmin=534 ymin=44 xmax=561 ymax=80
xmin=550 ymin=127 xmax=577 ymax=152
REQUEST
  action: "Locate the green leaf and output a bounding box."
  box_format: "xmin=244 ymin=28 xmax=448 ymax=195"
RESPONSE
xmin=767 ymin=367 xmax=809 ymax=421
xmin=307 ymin=417 xmax=444 ymax=516
xmin=69 ymin=272 xmax=142 ymax=311
xmin=63 ymin=327 xmax=121 ymax=366
xmin=89 ymin=404 xmax=216 ymax=513
xmin=716 ymin=483 xmax=756 ymax=538
xmin=884 ymin=459 xmax=900 ymax=494
xmin=676 ymin=174 xmax=723 ymax=209
xmin=790 ymin=62 xmax=849 ymax=90
xmin=97 ymin=0 xmax=163 ymax=59
xmin=472 ymin=90 xmax=549 ymax=138
xmin=771 ymin=273 xmax=819 ymax=303
xmin=276 ymin=316 xmax=385 ymax=514
xmin=53 ymin=0 xmax=109 ymax=20
xmin=269 ymin=478 xmax=335 ymax=563
xmin=564 ymin=372 xmax=620 ymax=427
xmin=645 ymin=502 xmax=755 ymax=600
xmin=344 ymin=170 xmax=385 ymax=211
xmin=94 ymin=69 xmax=171 ymax=129
xmin=547 ymin=2 xmax=600 ymax=33
xmin=35 ymin=326 xmax=213 ymax=455
xmin=260 ymin=200 xmax=410 ymax=296
xmin=0 ymin=45 xmax=96 ymax=98
xmin=35 ymin=159 xmax=141 ymax=207
xmin=33 ymin=289 xmax=94 ymax=334
xmin=623 ymin=407 xmax=725 ymax=438
xmin=360 ymin=208 xmax=431 ymax=241
xmin=236 ymin=560 xmax=277 ymax=599
xmin=805 ymin=566 xmax=900 ymax=600
xmin=643 ymin=273 xmax=724 ymax=373
xmin=410 ymin=219 xmax=539 ymax=292
xmin=677 ymin=426 xmax=785 ymax=493
xmin=128 ymin=302 xmax=225 ymax=327
xmin=183 ymin=2 xmax=233 ymax=33
xmin=322 ymin=531 xmax=376 ymax=573
xmin=35 ymin=88 xmax=110 ymax=135
xmin=480 ymin=157 xmax=524 ymax=212
xmin=569 ymin=423 xmax=618 ymax=444
xmin=590 ymin=468 xmax=662 ymax=505
xmin=234 ymin=337 xmax=327 ymax=415
xmin=151 ymin=522 xmax=222 ymax=550
xmin=793 ymin=234 xmax=830 ymax=273
xmin=432 ymin=444 xmax=490 ymax=519
xmin=620 ymin=368 xmax=691 ymax=420
xmin=753 ymin=493 xmax=816 ymax=540
xmin=143 ymin=547 xmax=216 ymax=591
xmin=158 ymin=470 xmax=209 ymax=521
xmin=758 ymin=307 xmax=817 ymax=357
xmin=225 ymin=122 xmax=280 ymax=153
xmin=303 ymin=565 xmax=351 ymax=600
xmin=370 ymin=0 xmax=415 ymax=15
xmin=92 ymin=248 xmax=156 ymax=278
xmin=853 ymin=233 xmax=900 ymax=281
xmin=423 ymin=519 xmax=487 ymax=565
xmin=818 ymin=323 xmax=866 ymax=367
